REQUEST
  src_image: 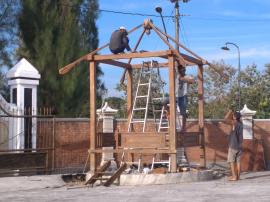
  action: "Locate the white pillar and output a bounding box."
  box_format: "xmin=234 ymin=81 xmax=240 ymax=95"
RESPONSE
xmin=6 ymin=58 xmax=40 ymax=149
xmin=240 ymin=104 xmax=256 ymax=140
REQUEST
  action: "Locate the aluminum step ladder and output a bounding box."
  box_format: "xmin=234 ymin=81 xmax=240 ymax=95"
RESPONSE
xmin=128 ymin=61 xmax=154 ymax=132
xmin=158 ymin=104 xmax=183 ymax=132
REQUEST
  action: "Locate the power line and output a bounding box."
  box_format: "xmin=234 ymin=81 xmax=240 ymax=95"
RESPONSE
xmin=99 ymin=9 xmax=177 ymax=18
xmin=187 ymin=16 xmax=270 ymax=22
xmin=57 ymin=3 xmax=270 ymax=23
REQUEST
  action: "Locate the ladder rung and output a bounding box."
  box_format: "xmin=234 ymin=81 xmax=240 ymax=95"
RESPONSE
xmin=130 ymin=120 xmax=145 ymax=123
xmin=136 ymin=95 xmax=148 ymax=98
xmin=133 ymin=108 xmax=147 ymax=110
xmin=138 ymin=83 xmax=150 ymax=86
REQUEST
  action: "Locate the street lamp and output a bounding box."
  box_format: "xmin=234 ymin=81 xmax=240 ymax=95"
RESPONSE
xmin=155 ymin=6 xmax=169 ymax=42
xmin=221 ymin=42 xmax=241 ymax=111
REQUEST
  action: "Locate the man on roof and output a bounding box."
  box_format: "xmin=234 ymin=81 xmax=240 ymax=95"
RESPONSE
xmin=109 ymin=26 xmax=131 ymax=54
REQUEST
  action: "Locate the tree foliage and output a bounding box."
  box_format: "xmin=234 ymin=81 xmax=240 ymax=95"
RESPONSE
xmin=114 ymin=60 xmax=270 ymax=119
xmin=17 ymin=0 xmax=105 ymax=117
xmin=0 ymin=0 xmax=19 ymax=67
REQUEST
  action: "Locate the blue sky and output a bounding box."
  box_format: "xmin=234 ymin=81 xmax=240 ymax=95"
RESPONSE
xmin=97 ymin=0 xmax=270 ymax=97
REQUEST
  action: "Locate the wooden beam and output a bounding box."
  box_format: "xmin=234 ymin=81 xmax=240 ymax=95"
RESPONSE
xmin=131 ymin=62 xmax=169 ymax=69
xmin=127 ymin=68 xmax=133 ymax=131
xmin=153 ymin=24 xmax=207 ymax=64
xmin=180 ymin=53 xmax=203 ymax=65
xmin=148 ymin=21 xmax=186 ymax=67
xmin=89 ymin=50 xmax=172 ymax=61
xmin=89 ymin=61 xmax=97 ymax=172
xmin=120 ymin=29 xmax=146 ymax=84
xmin=168 ymin=55 xmax=177 ymax=172
xmin=198 ymin=64 xmax=206 ymax=168
xmin=99 ymin=60 xmax=131 ymax=69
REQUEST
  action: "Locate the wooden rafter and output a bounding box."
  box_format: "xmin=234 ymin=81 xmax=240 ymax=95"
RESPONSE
xmin=99 ymin=60 xmax=131 ymax=69
xmin=120 ymin=28 xmax=147 ymax=84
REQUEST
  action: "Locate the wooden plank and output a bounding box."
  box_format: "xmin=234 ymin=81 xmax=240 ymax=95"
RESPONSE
xmin=121 ymin=133 xmax=166 ymax=148
xmin=90 ymin=50 xmax=172 ymax=61
xmin=177 ymin=132 xmax=201 ymax=147
xmin=0 ymin=152 xmax=47 ymax=170
xmin=168 ymin=55 xmax=177 ymax=172
xmin=88 ymin=148 xmax=172 ymax=154
xmin=99 ymin=60 xmax=131 ymax=69
xmin=90 ymin=61 xmax=97 ymax=171
xmin=85 ymin=161 xmax=111 ymax=185
xmin=198 ymin=64 xmax=206 ymax=167
xmin=104 ymin=163 xmax=127 ymax=187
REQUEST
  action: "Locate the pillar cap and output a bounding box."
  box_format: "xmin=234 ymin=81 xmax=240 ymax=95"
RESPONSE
xmin=96 ymin=102 xmax=118 ymax=115
xmin=6 ymin=58 xmax=40 ymax=80
xmin=240 ymin=104 xmax=256 ymax=116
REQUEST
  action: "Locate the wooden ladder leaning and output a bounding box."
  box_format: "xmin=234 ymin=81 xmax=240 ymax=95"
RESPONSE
xmin=85 ymin=161 xmax=127 ymax=187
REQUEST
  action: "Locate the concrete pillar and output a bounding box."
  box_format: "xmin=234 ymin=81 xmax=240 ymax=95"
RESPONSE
xmin=97 ymin=102 xmax=118 ymax=167
xmin=240 ymin=104 xmax=256 ymax=140
xmin=6 ymin=58 xmax=40 ymax=149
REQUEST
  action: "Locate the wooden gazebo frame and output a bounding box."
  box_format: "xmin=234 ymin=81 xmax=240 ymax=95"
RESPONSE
xmin=59 ymin=19 xmax=210 ymax=173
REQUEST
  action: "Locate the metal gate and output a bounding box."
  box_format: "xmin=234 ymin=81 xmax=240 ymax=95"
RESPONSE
xmin=0 ymin=106 xmax=55 ymax=176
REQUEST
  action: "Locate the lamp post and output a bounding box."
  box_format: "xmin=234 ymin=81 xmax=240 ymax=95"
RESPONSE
xmin=155 ymin=6 xmax=169 ymax=42
xmin=221 ymin=42 xmax=241 ymax=111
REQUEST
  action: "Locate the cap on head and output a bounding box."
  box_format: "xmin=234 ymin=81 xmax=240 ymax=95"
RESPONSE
xmin=119 ymin=26 xmax=126 ymax=30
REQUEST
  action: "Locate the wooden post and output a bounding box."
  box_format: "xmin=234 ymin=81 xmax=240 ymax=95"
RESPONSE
xmin=89 ymin=61 xmax=97 ymax=172
xmin=198 ymin=64 xmax=206 ymax=167
xmin=127 ymin=68 xmax=133 ymax=130
xmin=168 ymin=55 xmax=177 ymax=172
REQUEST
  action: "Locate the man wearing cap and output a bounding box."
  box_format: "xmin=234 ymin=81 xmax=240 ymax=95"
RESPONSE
xmin=109 ymin=26 xmax=131 ymax=54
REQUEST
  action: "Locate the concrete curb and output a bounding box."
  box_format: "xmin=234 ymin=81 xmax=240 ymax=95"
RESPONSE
xmin=120 ymin=170 xmax=214 ymax=186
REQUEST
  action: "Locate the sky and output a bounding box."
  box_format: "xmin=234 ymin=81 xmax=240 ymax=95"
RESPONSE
xmin=97 ymin=0 xmax=270 ymax=97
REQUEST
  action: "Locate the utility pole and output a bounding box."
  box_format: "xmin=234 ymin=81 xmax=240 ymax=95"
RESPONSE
xmin=174 ymin=1 xmax=180 ymax=53
xmin=170 ymin=0 xmax=190 ymax=54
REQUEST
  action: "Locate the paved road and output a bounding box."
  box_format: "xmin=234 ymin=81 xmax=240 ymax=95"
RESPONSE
xmin=1 ymin=171 xmax=270 ymax=202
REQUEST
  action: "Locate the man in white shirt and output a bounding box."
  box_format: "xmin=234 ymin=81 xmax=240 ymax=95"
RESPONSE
xmin=176 ymin=66 xmax=195 ymax=131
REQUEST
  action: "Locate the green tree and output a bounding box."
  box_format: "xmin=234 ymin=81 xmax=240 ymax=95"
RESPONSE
xmin=189 ymin=60 xmax=236 ymax=119
xmin=0 ymin=0 xmax=19 ymax=67
xmin=17 ymin=0 xmax=105 ymax=117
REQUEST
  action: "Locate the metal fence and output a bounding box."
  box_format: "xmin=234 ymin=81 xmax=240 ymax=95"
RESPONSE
xmin=0 ymin=107 xmax=55 ymax=176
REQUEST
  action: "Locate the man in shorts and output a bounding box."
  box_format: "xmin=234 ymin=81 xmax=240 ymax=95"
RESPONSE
xmin=227 ymin=111 xmax=243 ymax=181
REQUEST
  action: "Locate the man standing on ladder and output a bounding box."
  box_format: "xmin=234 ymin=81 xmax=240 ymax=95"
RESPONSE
xmin=176 ymin=65 xmax=195 ymax=132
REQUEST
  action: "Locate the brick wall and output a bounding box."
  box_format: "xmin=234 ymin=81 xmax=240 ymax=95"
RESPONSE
xmin=47 ymin=118 xmax=270 ymax=172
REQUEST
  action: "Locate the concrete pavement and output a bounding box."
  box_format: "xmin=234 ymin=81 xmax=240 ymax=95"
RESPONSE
xmin=1 ymin=171 xmax=270 ymax=202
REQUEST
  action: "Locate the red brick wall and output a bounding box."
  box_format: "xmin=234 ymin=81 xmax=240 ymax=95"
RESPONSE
xmin=48 ymin=118 xmax=270 ymax=171
xmin=54 ymin=119 xmax=89 ymax=170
